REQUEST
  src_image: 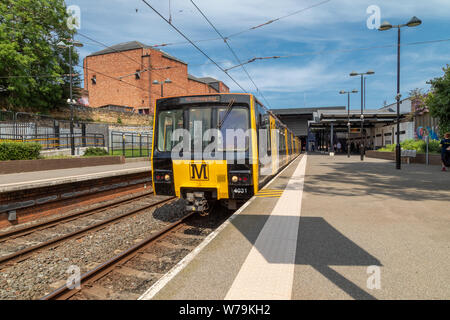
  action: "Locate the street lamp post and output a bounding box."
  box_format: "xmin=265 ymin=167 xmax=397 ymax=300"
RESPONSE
xmin=153 ymin=79 xmax=172 ymax=97
xmin=350 ymin=70 xmax=375 ymax=161
xmin=340 ymin=89 xmax=358 ymax=158
xmin=379 ymin=16 xmax=422 ymax=170
xmin=57 ymin=39 xmax=83 ymax=156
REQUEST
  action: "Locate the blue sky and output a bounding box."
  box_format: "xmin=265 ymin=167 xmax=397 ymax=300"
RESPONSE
xmin=67 ymin=0 xmax=450 ymax=110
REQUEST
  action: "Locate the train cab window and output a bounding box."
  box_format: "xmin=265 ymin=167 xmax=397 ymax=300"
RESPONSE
xmin=217 ymin=107 xmax=249 ymax=151
xmin=189 ymin=108 xmax=212 ymax=151
xmin=157 ymin=109 xmax=184 ymax=152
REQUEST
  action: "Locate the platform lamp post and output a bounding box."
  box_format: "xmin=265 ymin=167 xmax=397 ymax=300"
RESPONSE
xmin=153 ymin=79 xmax=172 ymax=97
xmin=350 ymin=70 xmax=375 ymax=161
xmin=379 ymin=16 xmax=422 ymax=170
xmin=57 ymin=39 xmax=83 ymax=156
xmin=340 ymin=89 xmax=358 ymax=158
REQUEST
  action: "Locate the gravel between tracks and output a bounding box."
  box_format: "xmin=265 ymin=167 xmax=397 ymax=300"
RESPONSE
xmin=0 ymin=197 xmax=185 ymax=300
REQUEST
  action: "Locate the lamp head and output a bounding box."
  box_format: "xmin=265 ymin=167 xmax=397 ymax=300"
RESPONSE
xmin=379 ymin=21 xmax=393 ymax=31
xmin=339 ymin=90 xmax=346 ymax=94
xmin=349 ymin=71 xmax=359 ymax=77
xmin=366 ymin=70 xmax=375 ymax=75
xmin=164 ymin=78 xmax=172 ymax=83
xmin=152 ymin=80 xmax=160 ymax=85
xmin=352 ymin=89 xmax=358 ymax=93
xmin=57 ymin=41 xmax=67 ymax=48
xmin=406 ymin=16 xmax=422 ymax=28
xmin=73 ymin=41 xmax=83 ymax=47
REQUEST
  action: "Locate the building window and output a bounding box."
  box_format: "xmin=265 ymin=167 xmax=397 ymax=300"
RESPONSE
xmin=138 ymin=108 xmax=150 ymax=115
xmin=91 ymin=75 xmax=96 ymax=85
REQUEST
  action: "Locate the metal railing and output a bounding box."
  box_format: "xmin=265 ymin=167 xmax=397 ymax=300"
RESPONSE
xmin=110 ymin=131 xmax=152 ymax=157
xmin=0 ymin=133 xmax=105 ymax=150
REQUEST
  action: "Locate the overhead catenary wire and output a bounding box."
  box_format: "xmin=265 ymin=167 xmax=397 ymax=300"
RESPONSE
xmin=223 ymin=37 xmax=450 ymax=70
xmin=141 ymin=0 xmax=248 ymax=92
xmin=150 ymin=0 xmax=332 ymax=48
xmin=190 ymin=0 xmax=273 ymax=108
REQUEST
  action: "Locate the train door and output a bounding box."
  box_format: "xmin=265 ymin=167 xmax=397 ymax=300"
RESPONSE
xmin=270 ymin=116 xmax=279 ymax=174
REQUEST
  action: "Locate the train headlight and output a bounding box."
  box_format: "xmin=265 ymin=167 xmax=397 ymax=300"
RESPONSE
xmin=231 ymin=176 xmax=238 ymax=183
xmin=164 ymin=174 xmax=171 ymax=182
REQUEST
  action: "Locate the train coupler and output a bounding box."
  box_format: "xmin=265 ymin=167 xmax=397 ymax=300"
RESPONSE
xmin=185 ymin=192 xmax=210 ymax=216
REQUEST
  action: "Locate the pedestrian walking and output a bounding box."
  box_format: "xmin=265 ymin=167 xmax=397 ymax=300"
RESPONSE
xmin=337 ymin=142 xmax=342 ymax=153
xmin=440 ymin=132 xmax=450 ymax=171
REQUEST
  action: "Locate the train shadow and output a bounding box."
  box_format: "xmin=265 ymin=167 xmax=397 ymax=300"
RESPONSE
xmin=231 ymin=215 xmax=381 ymax=300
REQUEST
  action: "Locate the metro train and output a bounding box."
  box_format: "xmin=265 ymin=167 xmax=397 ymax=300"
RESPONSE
xmin=151 ymin=93 xmax=301 ymax=214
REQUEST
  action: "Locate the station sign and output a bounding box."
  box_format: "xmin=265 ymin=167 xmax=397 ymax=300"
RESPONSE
xmin=349 ymin=128 xmax=361 ymax=133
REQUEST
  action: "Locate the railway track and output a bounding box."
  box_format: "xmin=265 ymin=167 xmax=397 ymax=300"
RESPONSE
xmin=0 ymin=192 xmax=175 ymax=269
xmin=41 ymin=206 xmax=231 ymax=300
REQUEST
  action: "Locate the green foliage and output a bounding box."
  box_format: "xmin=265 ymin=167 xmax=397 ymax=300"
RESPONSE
xmin=0 ymin=0 xmax=81 ymax=111
xmin=425 ymin=64 xmax=450 ymax=135
xmin=377 ymin=139 xmax=440 ymax=153
xmin=117 ymin=116 xmax=123 ymax=124
xmin=83 ymin=147 xmax=109 ymax=157
xmin=0 ymin=141 xmax=42 ymax=160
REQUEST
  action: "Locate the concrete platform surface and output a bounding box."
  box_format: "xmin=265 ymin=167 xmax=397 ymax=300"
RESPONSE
xmin=0 ymin=161 xmax=151 ymax=193
xmin=140 ymin=154 xmax=450 ymax=300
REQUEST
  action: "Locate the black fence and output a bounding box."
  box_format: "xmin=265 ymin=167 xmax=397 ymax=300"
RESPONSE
xmin=111 ymin=131 xmax=152 ymax=157
xmin=0 ymin=133 xmax=105 ymax=150
xmin=1 ymin=110 xmax=108 ymax=151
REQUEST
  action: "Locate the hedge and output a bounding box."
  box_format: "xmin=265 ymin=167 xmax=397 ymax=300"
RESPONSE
xmin=378 ymin=139 xmax=441 ymax=153
xmin=83 ymin=147 xmax=109 ymax=157
xmin=0 ymin=142 xmax=42 ymax=161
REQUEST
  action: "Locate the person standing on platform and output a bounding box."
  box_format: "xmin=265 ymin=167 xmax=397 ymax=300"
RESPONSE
xmin=337 ymin=141 xmax=342 ymax=153
xmin=440 ymin=132 xmax=450 ymax=171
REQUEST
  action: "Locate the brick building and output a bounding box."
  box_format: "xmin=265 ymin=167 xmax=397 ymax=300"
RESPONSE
xmin=83 ymin=41 xmax=229 ymax=114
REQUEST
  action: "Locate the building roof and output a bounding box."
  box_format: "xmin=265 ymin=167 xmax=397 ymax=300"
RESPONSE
xmin=88 ymin=41 xmax=187 ymax=65
xmin=272 ymin=106 xmax=346 ymax=115
xmin=187 ymin=74 xmax=221 ymax=84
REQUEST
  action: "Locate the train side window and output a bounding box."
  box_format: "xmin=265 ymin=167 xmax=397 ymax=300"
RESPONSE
xmin=157 ymin=109 xmax=183 ymax=152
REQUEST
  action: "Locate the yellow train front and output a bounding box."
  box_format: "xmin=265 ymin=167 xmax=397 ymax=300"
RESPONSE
xmin=151 ymin=93 xmax=300 ymax=214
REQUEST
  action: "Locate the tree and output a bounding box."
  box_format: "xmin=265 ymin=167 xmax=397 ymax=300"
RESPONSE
xmin=0 ymin=0 xmax=80 ymax=111
xmin=425 ymin=65 xmax=450 ymax=135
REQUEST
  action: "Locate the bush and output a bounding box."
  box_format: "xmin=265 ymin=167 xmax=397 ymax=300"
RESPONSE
xmin=0 ymin=142 xmax=42 ymax=161
xmin=377 ymin=139 xmax=441 ymax=153
xmin=83 ymin=147 xmax=109 ymax=157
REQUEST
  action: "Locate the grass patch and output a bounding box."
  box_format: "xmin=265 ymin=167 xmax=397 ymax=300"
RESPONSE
xmin=110 ymin=148 xmax=150 ymax=158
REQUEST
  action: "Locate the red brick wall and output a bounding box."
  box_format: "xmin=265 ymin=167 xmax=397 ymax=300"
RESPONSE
xmin=84 ymin=47 xmax=228 ymax=113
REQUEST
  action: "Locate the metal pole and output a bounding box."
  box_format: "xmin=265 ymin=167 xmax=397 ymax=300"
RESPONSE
xmin=364 ymin=77 xmax=366 ymax=111
xmin=330 ymin=122 xmax=334 ymax=154
xmin=161 ymin=83 xmax=164 ymax=97
xmin=347 ymin=92 xmax=351 ymax=158
xmin=395 ymin=27 xmax=402 ymax=169
xmin=69 ymin=45 xmax=75 ymax=156
xmin=360 ymin=75 xmax=364 ymax=161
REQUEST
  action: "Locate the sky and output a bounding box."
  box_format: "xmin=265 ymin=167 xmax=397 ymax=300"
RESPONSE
xmin=66 ymin=0 xmax=450 ymax=111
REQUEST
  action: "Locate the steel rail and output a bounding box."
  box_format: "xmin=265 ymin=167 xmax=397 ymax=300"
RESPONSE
xmin=0 ymin=196 xmax=175 ymax=268
xmin=0 ymin=191 xmax=155 ymax=242
xmin=41 ymin=211 xmax=195 ymax=300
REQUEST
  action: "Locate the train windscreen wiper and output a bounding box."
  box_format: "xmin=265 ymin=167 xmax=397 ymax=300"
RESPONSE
xmin=217 ymin=99 xmax=235 ymax=129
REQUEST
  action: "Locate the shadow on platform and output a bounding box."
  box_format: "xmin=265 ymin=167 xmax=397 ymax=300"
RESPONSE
xmin=232 ymin=215 xmax=381 ymax=300
xmin=303 ymin=154 xmax=450 ymax=201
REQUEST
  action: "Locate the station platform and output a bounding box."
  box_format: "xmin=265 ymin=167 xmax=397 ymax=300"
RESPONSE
xmin=0 ymin=161 xmax=151 ymax=193
xmin=140 ymin=153 xmax=450 ymax=300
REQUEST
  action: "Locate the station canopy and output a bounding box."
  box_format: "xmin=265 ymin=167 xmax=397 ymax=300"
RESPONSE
xmin=308 ymin=109 xmax=405 ymax=132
